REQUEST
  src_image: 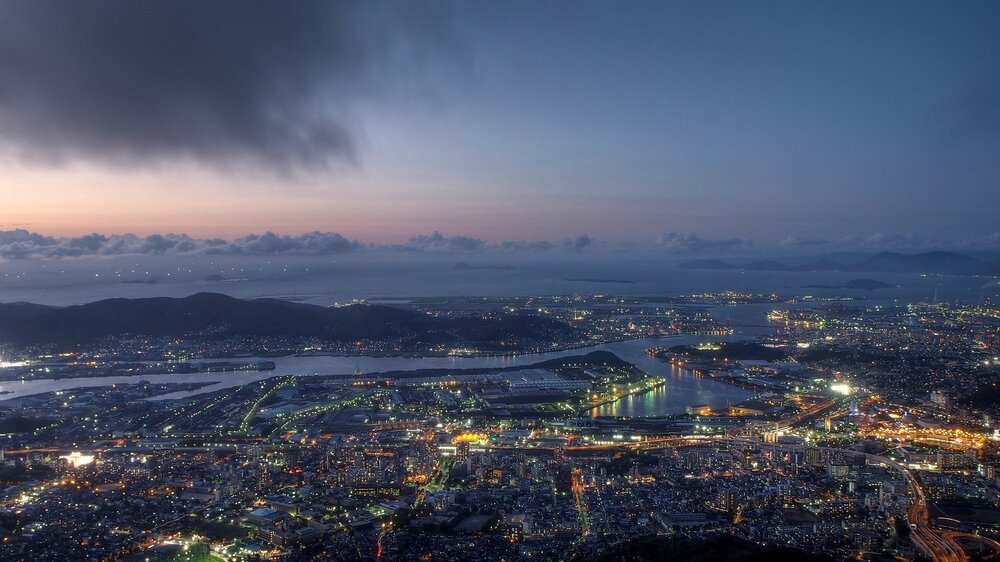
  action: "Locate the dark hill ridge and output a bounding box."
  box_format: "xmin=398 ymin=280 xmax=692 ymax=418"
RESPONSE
xmin=851 ymin=250 xmax=993 ymax=275
xmin=0 ymin=302 xmax=57 ymax=327
xmin=678 ymin=251 xmax=999 ymax=276
xmin=0 ymin=293 xmax=572 ymax=349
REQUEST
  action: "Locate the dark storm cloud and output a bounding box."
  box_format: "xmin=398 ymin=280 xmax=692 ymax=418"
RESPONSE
xmin=0 ymin=1 xmax=462 ymax=170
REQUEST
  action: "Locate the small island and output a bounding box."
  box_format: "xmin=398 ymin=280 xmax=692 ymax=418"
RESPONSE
xmin=660 ymin=341 xmax=789 ymax=361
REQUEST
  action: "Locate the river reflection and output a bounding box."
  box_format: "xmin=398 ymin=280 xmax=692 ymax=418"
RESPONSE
xmin=590 ymin=361 xmax=752 ymax=417
xmin=0 ymin=335 xmax=757 ymax=415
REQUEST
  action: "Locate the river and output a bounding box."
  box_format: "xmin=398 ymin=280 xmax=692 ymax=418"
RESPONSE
xmin=0 ymin=334 xmax=756 ymax=414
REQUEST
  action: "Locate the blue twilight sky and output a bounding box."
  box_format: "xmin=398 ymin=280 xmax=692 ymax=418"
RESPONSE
xmin=0 ymin=0 xmax=997 ymax=251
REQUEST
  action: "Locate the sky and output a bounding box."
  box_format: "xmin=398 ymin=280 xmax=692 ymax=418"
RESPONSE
xmin=0 ymin=0 xmax=998 ymax=254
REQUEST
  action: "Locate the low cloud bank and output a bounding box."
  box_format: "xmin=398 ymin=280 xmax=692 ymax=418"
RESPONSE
xmin=0 ymin=229 xmax=595 ymax=259
xmin=778 ymin=232 xmax=1000 ymax=253
xmin=656 ymin=232 xmax=749 ymax=253
xmin=0 ymin=229 xmax=359 ymax=259
xmin=1 ymin=228 xmax=997 ymax=260
xmin=653 ymin=231 xmax=1000 ymax=254
xmin=390 ymin=231 xmax=487 ymax=253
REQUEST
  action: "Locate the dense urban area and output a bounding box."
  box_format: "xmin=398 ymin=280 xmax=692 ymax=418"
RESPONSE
xmin=0 ymin=290 xmax=998 ymax=562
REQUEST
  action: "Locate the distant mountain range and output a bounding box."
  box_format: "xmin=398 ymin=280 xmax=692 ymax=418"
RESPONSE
xmin=678 ymin=251 xmax=1000 ymax=276
xmin=0 ymin=292 xmax=572 ymax=349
